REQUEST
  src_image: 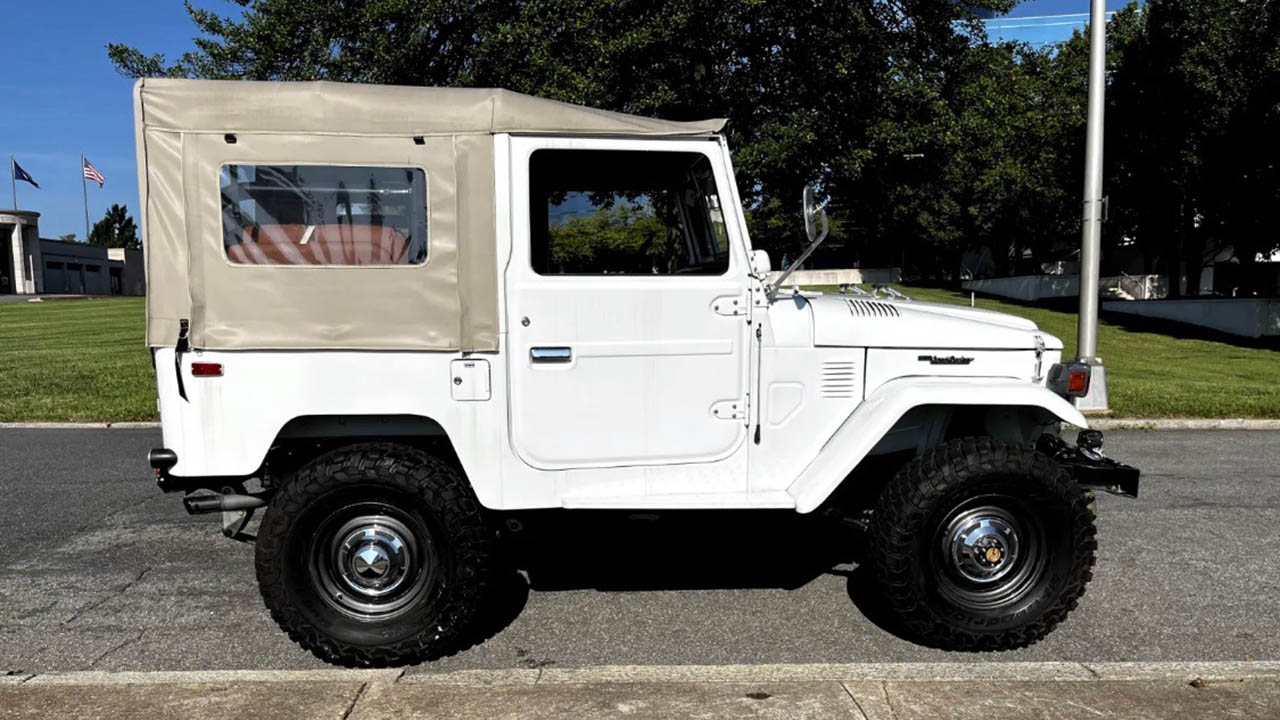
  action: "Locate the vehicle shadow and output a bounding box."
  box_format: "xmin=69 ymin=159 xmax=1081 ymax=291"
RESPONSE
xmin=509 ymin=510 xmax=852 ymax=591
xmin=472 ymin=509 xmax=914 ymax=644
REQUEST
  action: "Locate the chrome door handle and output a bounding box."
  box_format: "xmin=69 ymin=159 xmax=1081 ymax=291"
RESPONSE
xmin=530 ymin=346 xmax=572 ymax=363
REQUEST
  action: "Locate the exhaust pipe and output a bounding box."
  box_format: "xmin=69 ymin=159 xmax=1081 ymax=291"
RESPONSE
xmin=183 ymin=493 xmax=269 ymax=515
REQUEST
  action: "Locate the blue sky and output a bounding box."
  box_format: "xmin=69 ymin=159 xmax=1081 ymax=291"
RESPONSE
xmin=981 ymin=0 xmax=1137 ymax=46
xmin=2 ymin=1 xmax=1133 ymax=240
xmin=0 ymin=1 xmax=211 ymax=238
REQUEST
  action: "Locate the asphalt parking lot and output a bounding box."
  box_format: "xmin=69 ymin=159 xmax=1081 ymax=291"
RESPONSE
xmin=0 ymin=428 xmax=1277 ymax=675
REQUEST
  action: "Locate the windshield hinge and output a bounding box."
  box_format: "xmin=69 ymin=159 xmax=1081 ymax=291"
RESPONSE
xmin=1033 ymin=335 xmax=1046 ymax=383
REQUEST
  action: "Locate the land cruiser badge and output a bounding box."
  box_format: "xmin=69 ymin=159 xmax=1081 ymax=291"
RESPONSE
xmin=918 ymin=355 xmax=975 ymax=365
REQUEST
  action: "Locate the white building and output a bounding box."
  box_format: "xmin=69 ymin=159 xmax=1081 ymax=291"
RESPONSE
xmin=0 ymin=210 xmax=42 ymax=294
xmin=0 ymin=208 xmax=144 ymax=296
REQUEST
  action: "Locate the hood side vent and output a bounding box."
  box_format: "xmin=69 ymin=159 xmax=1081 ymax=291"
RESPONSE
xmin=820 ymin=360 xmax=859 ymax=398
xmin=844 ymin=299 xmax=900 ymax=318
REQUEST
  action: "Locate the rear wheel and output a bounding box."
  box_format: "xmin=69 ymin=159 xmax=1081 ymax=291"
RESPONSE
xmin=255 ymin=443 xmax=494 ymax=667
xmin=868 ymin=437 xmax=1096 ymax=651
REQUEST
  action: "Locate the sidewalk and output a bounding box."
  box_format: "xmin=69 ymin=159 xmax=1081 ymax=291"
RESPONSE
xmin=4 ymin=663 xmax=1278 ymax=719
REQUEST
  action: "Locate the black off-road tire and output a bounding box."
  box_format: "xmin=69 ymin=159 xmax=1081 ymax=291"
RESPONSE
xmin=255 ymin=442 xmax=495 ymax=667
xmin=868 ymin=437 xmax=1096 ymax=651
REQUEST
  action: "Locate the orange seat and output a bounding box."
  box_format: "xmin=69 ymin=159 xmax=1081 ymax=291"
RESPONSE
xmin=228 ymin=224 xmax=410 ymax=265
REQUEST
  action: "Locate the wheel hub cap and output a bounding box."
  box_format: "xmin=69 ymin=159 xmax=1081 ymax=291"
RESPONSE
xmin=334 ymin=519 xmax=414 ymax=599
xmin=308 ymin=502 xmax=439 ymax=621
xmin=353 ymin=545 xmax=391 ymax=580
xmin=945 ymin=507 xmax=1021 ymax=584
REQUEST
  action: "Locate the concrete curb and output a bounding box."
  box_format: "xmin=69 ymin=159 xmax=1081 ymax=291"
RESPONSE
xmin=14 ymin=661 xmax=1280 ymax=687
xmin=1083 ymin=661 xmax=1280 ymax=681
xmin=24 ymin=669 xmax=404 ymax=686
xmin=1082 ymin=418 xmax=1280 ymax=431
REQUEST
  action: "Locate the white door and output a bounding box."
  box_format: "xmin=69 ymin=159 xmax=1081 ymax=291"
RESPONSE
xmin=505 ymin=137 xmax=752 ymax=474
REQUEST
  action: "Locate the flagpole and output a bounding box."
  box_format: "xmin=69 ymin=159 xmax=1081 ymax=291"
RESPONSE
xmin=10 ymin=155 xmax=15 ymax=211
xmin=81 ymin=154 xmax=90 ymax=240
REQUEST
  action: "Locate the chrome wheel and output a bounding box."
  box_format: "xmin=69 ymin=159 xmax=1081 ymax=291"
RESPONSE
xmin=944 ymin=506 xmax=1021 ymax=584
xmin=932 ymin=496 xmax=1047 ymax=612
xmin=309 ymin=503 xmax=436 ymax=620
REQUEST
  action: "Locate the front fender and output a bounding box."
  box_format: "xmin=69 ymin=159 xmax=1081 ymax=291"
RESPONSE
xmin=788 ymin=376 xmax=1088 ymax=513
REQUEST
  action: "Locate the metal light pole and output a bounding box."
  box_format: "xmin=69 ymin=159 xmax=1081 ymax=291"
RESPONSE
xmin=1075 ymin=0 xmax=1109 ymax=411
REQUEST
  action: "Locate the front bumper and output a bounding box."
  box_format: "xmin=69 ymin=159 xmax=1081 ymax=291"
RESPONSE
xmin=1037 ymin=432 xmax=1140 ymax=498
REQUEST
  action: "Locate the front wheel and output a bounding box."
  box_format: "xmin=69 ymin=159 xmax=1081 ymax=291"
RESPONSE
xmin=255 ymin=443 xmax=495 ymax=667
xmin=868 ymin=437 xmax=1096 ymax=651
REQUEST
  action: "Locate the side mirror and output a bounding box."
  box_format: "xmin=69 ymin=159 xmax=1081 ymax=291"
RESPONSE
xmin=764 ymin=181 xmax=831 ymax=300
xmin=751 ymin=249 xmax=772 ymax=275
xmin=802 ymin=184 xmax=829 ymax=244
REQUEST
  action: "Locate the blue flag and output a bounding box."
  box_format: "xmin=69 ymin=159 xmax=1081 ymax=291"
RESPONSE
xmin=13 ymin=160 xmax=38 ymax=188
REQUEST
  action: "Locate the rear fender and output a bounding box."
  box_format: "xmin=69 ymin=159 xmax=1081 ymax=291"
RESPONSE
xmin=788 ymin=376 xmax=1087 ymax=513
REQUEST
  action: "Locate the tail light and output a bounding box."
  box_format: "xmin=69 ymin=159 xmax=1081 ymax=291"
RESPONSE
xmin=1047 ymin=362 xmax=1091 ymax=397
xmin=190 ymin=362 xmax=223 ymax=377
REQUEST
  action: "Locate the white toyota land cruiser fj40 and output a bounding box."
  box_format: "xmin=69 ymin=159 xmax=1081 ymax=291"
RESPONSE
xmin=134 ymin=79 xmax=1139 ymax=667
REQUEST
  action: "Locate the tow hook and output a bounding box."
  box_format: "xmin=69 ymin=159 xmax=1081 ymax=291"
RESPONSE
xmin=1037 ymin=431 xmax=1140 ymax=498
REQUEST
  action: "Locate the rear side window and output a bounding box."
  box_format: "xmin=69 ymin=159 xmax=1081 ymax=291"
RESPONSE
xmin=529 ymin=150 xmax=730 ymax=275
xmin=220 ymin=164 xmax=428 ymax=266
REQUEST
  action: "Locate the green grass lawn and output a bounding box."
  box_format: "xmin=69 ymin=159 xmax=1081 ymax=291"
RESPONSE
xmin=1 ymin=290 xmax=1277 ymax=421
xmin=0 ymin=297 xmax=155 ymax=422
xmin=809 ymin=285 xmax=1280 ymax=419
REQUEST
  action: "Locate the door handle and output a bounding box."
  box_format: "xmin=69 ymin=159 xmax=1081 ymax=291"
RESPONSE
xmin=530 ymin=346 xmax=572 ymax=363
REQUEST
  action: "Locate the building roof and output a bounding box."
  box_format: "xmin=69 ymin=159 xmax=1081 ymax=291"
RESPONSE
xmin=135 ymin=79 xmax=726 ymax=137
xmin=0 ymin=210 xmax=40 ymax=221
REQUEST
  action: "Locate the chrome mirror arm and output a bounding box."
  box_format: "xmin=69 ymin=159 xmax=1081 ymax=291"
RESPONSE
xmin=766 ymin=208 xmax=828 ymax=300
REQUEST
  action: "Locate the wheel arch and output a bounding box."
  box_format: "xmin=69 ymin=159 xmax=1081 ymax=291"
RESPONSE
xmin=788 ymin=377 xmax=1087 ymax=514
xmin=262 ymin=413 xmax=472 ymax=493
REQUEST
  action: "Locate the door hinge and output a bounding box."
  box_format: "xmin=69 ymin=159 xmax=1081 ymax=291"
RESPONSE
xmin=711 ymin=399 xmax=746 ymax=421
xmin=712 ymin=295 xmax=748 ymax=316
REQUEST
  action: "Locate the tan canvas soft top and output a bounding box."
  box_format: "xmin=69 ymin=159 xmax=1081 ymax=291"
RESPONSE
xmin=139 ymin=79 xmax=726 ymax=137
xmin=134 ymin=79 xmax=725 ymax=352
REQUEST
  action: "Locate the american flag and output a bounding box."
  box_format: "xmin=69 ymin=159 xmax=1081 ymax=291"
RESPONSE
xmin=83 ymin=158 xmax=105 ymax=187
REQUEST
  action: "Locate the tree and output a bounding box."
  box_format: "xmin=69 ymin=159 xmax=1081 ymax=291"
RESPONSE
xmin=110 ymin=0 xmax=1280 ymax=290
xmin=547 ymin=203 xmax=670 ymax=273
xmin=88 ymin=204 xmax=140 ymax=250
xmin=58 ymin=233 xmax=77 ymax=243
xmin=1105 ymin=0 xmax=1280 ymax=295
xmin=109 ymin=0 xmax=1013 ymax=270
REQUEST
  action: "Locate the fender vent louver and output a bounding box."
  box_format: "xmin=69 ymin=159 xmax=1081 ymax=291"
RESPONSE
xmin=844 ymin=299 xmax=900 ymax=318
xmin=820 ymin=361 xmax=859 ymax=398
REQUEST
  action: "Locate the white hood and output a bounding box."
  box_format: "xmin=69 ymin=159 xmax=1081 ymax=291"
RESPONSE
xmin=805 ymin=294 xmax=1063 ymax=350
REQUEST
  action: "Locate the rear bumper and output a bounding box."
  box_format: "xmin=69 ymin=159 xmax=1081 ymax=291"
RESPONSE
xmin=148 ymin=447 xmax=254 ymax=494
xmin=1037 ymin=433 xmax=1141 ymax=498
